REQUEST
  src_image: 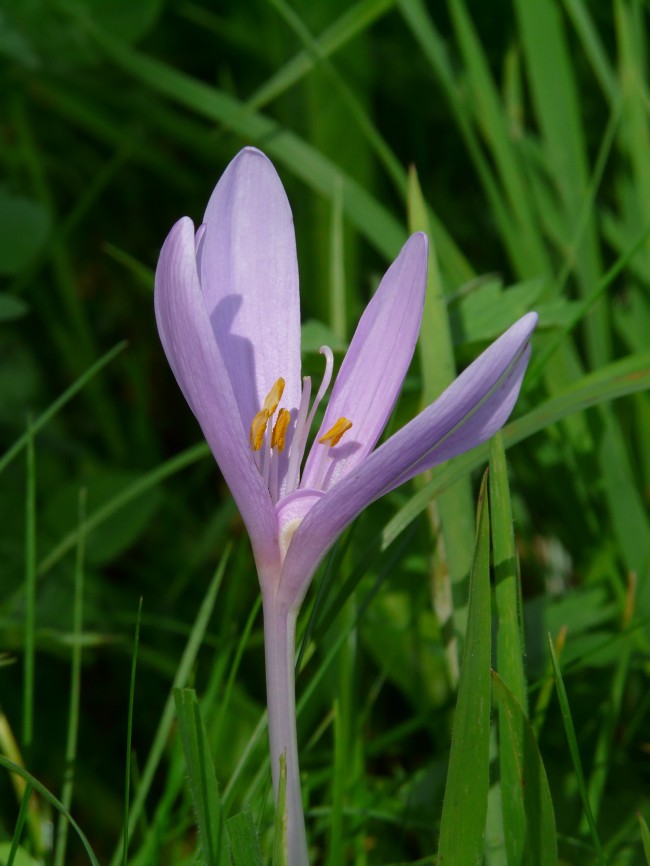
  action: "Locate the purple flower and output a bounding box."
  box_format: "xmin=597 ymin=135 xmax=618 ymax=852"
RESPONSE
xmin=155 ymin=147 xmax=537 ymax=865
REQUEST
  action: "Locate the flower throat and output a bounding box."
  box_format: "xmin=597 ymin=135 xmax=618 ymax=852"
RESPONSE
xmin=248 ymin=347 xmax=352 ymax=503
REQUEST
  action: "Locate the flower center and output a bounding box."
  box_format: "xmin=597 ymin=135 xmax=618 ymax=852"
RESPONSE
xmin=248 ymin=347 xmax=352 ymax=502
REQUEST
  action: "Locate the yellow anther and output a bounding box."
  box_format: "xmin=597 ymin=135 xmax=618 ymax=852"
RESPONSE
xmin=249 ymin=379 xmax=286 ymax=452
xmin=262 ymin=378 xmax=285 ymax=416
xmin=271 ymin=408 xmax=291 ymax=452
xmin=249 ymin=409 xmax=270 ymax=451
xmin=318 ymin=417 xmax=353 ymax=447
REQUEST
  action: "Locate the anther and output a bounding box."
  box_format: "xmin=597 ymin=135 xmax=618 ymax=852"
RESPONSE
xmin=318 ymin=417 xmax=353 ymax=447
xmin=249 ymin=378 xmax=286 ymax=452
xmin=250 ymin=409 xmax=270 ymax=451
xmin=271 ymin=408 xmax=291 ymax=452
xmin=262 ymin=378 xmax=285 ymax=415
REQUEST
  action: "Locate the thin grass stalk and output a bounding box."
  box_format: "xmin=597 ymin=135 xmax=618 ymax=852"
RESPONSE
xmin=53 ymin=489 xmax=87 ymax=866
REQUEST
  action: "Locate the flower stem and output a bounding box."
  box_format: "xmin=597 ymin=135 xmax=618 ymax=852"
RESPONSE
xmin=263 ymin=594 xmax=309 ymax=866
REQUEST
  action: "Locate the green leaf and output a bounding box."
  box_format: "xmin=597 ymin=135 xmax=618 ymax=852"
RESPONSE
xmin=492 ymin=672 xmax=558 ymax=866
xmin=173 ymin=689 xmax=230 ymax=866
xmin=0 ymin=293 xmax=29 ymax=322
xmin=0 ymin=193 xmax=51 ymax=275
xmin=227 ymin=810 xmax=264 ymax=866
xmin=42 ymin=471 xmax=162 ymax=566
xmin=437 ymin=473 xmax=491 ymax=866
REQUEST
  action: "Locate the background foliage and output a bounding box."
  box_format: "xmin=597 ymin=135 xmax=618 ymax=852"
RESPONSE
xmin=1 ymin=0 xmax=650 ymax=863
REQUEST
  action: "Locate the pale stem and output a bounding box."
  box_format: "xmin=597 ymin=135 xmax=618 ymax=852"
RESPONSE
xmin=262 ymin=594 xmax=309 ymax=866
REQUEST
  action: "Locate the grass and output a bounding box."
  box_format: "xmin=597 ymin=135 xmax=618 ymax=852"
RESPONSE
xmin=1 ymin=0 xmax=650 ymax=863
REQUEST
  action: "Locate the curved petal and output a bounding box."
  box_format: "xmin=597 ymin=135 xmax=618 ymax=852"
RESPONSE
xmin=277 ymin=312 xmax=537 ymax=609
xmin=301 ymin=233 xmax=428 ymax=491
xmin=200 ymin=148 xmax=302 ymax=437
xmin=154 ymin=216 xmax=280 ymax=573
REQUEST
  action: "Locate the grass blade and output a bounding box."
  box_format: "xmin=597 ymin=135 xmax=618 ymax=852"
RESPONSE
xmin=492 ymin=672 xmax=558 ymax=866
xmin=174 ymin=688 xmax=229 ymax=866
xmin=0 ymin=341 xmax=127 ymax=476
xmin=108 ymin=548 xmax=230 ymax=866
xmin=437 ymin=472 xmax=491 ymax=866
xmin=0 ymin=757 xmax=102 ymax=866
xmin=638 ymin=813 xmax=650 ymax=864
xmin=408 ymin=165 xmax=476 ymax=672
xmin=22 ymin=418 xmax=36 ymax=753
xmin=226 ymin=810 xmax=264 ymax=866
xmin=122 ymin=597 xmax=142 ymax=866
xmin=5 ymin=783 xmax=33 ymax=866
xmin=547 ymin=634 xmax=607 ymax=865
xmin=490 ymin=432 xmax=527 ymax=710
xmin=53 ymin=490 xmax=87 ymax=866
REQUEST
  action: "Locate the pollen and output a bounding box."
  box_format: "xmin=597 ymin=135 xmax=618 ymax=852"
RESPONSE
xmin=318 ymin=417 xmax=353 ymax=447
xmin=249 ymin=409 xmax=270 ymax=451
xmin=271 ymin=408 xmax=291 ymax=452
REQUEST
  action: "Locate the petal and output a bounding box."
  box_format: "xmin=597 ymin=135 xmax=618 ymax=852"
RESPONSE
xmin=301 ymin=233 xmax=428 ymax=491
xmin=277 ymin=312 xmax=537 ymax=609
xmin=199 ymin=147 xmax=302 ymax=433
xmin=155 ymin=216 xmax=280 ymax=572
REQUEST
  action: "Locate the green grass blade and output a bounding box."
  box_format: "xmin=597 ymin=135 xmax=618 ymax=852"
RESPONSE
xmin=36 ymin=441 xmax=210 ymax=578
xmin=563 ymin=0 xmax=617 ymax=102
xmin=174 ymin=689 xmax=229 ymax=866
xmin=532 ymin=627 xmax=566 ymax=738
xmin=513 ymin=0 xmax=608 ymax=365
xmin=0 ymin=757 xmax=102 ymax=866
xmin=447 ymin=0 xmax=548 ymax=277
xmin=88 ymin=26 xmax=404 ymax=259
xmin=108 ymin=549 xmax=229 ymax=866
xmin=226 ymin=810 xmax=264 ymax=866
xmin=490 ymin=432 xmax=527 ymax=711
xmin=122 ymin=597 xmax=142 ymax=866
xmin=437 ymin=472 xmax=491 ymax=866
xmin=408 ymin=165 xmax=475 ymax=667
xmin=22 ymin=418 xmax=36 ymax=753
xmin=5 ymin=783 xmax=33 ymax=866
xmin=547 ymin=634 xmax=607 ymax=866
xmin=247 ymin=0 xmax=395 ymax=111
xmin=0 ymin=340 xmax=127 ymax=476
xmin=638 ymin=813 xmax=650 ymax=864
xmin=53 ymin=490 xmax=87 ymax=866
xmin=581 ymin=622 xmax=632 ymax=831
xmin=492 ymin=672 xmax=558 ymax=866
xmin=329 ymin=175 xmax=346 ymax=342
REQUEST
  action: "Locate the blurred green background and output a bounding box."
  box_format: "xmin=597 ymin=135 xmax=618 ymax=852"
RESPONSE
xmin=1 ymin=0 xmax=650 ymax=864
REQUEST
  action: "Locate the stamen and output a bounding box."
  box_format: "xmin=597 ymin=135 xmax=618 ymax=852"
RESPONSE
xmin=305 ymin=347 xmax=334 ymax=435
xmin=249 ymin=378 xmax=286 ymax=453
xmin=271 ymin=408 xmax=291 ymax=452
xmin=285 ymin=376 xmax=312 ymax=494
xmin=262 ymin=378 xmax=285 ymax=415
xmin=318 ymin=417 xmax=352 ymax=447
xmin=249 ymin=409 xmax=269 ymax=451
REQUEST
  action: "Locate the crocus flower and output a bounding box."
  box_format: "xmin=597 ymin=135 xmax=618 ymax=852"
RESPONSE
xmin=155 ymin=146 xmax=537 ymax=866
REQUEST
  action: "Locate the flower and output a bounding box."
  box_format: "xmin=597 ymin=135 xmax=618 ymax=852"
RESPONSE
xmin=155 ymin=146 xmax=537 ymax=609
xmin=154 ymin=146 xmax=537 ymax=865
